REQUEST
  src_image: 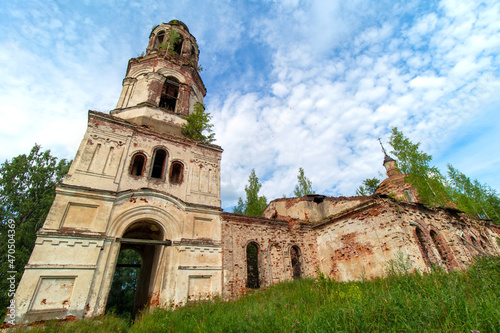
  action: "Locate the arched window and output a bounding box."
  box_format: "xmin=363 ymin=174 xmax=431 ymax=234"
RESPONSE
xmin=290 ymin=245 xmax=301 ymax=279
xmin=415 ymin=227 xmax=432 ymax=265
xmin=150 ymin=148 xmax=167 ymax=179
xmin=130 ymin=153 xmax=146 ymax=176
xmin=159 ymin=77 xmax=180 ymax=111
xmin=169 ymin=161 xmax=184 ymax=184
xmin=246 ymin=242 xmax=260 ymax=289
xmin=173 ymin=35 xmax=183 ymax=55
xmin=155 ymin=31 xmax=165 ymax=49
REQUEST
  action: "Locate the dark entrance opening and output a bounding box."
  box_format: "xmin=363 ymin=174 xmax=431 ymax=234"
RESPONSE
xmin=290 ymin=245 xmax=301 ymax=279
xmin=106 ymin=221 xmax=166 ymax=319
xmin=246 ymin=242 xmax=260 ymax=289
xmin=106 ymin=249 xmax=141 ymax=317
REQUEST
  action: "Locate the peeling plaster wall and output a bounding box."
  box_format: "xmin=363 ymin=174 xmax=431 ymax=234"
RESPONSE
xmin=263 ymin=196 xmax=371 ymax=222
xmin=64 ymin=111 xmax=222 ymax=208
xmin=315 ymin=199 xmax=500 ymax=281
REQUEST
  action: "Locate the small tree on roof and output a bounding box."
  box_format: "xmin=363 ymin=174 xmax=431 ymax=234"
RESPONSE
xmin=181 ymin=102 xmax=216 ymax=143
xmin=293 ymin=167 xmax=314 ymax=197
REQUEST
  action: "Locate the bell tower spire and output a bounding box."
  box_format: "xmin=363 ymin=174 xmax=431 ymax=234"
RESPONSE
xmin=378 ymin=138 xmax=399 ymax=178
xmin=111 ymin=20 xmax=206 ymax=136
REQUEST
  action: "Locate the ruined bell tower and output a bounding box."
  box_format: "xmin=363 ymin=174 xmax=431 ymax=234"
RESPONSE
xmin=13 ymin=20 xmax=223 ymax=323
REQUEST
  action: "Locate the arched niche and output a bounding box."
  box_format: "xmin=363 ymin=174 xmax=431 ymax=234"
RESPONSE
xmin=246 ymin=242 xmax=260 ymax=289
xmin=290 ymin=245 xmax=302 ymax=280
xmin=415 ymin=226 xmax=432 ymax=265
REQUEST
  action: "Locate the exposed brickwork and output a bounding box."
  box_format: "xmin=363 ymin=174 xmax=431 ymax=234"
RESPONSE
xmin=223 ymin=198 xmax=500 ymax=294
xmin=221 ymin=213 xmax=320 ymax=298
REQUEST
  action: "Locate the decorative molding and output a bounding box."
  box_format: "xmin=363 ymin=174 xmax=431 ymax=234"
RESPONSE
xmin=25 ymin=264 xmax=97 ymax=270
xmin=89 ymin=134 xmax=126 ymax=147
xmin=191 ymin=157 xmax=219 ymax=169
xmin=178 ymin=266 xmax=222 ymax=271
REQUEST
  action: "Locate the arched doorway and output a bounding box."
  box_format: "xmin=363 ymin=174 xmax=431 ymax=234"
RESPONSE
xmin=290 ymin=245 xmax=301 ymax=279
xmin=106 ymin=221 xmax=166 ymax=318
xmin=246 ymin=242 xmax=260 ymax=289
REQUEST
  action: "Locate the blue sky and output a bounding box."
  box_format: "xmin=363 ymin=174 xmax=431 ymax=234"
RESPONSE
xmin=1 ymin=0 xmax=499 ymax=211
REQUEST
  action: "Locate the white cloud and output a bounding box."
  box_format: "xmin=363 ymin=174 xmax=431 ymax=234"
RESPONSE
xmin=1 ymin=0 xmax=500 ymax=210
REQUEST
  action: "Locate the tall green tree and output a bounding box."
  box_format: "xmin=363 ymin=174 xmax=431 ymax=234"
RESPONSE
xmin=388 ymin=128 xmax=500 ymax=224
xmin=0 ymin=144 xmax=71 ymax=318
xmin=389 ymin=127 xmax=450 ymax=206
xmin=447 ymin=164 xmax=500 ymax=223
xmin=181 ymin=102 xmax=216 ymax=143
xmin=355 ymin=177 xmax=380 ymax=196
xmin=293 ymin=167 xmax=314 ymax=197
xmin=234 ymin=169 xmax=268 ymax=216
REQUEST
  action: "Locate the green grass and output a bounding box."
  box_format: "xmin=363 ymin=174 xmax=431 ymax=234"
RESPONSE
xmin=13 ymin=256 xmax=500 ymax=332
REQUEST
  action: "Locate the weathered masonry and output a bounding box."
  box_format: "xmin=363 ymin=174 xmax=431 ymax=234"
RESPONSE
xmin=13 ymin=21 xmax=223 ymax=323
xmin=11 ymin=20 xmax=500 ymax=324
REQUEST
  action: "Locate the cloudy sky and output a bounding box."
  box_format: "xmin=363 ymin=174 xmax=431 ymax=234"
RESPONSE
xmin=1 ymin=0 xmax=499 ymax=211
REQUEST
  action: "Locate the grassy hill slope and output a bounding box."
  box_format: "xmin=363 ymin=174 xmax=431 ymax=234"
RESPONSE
xmin=14 ymin=255 xmax=500 ymax=333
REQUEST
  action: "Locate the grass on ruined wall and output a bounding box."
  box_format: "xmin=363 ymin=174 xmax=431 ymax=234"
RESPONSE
xmin=12 ymin=255 xmax=500 ymax=333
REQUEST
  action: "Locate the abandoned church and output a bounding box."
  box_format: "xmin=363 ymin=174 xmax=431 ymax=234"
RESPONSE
xmin=11 ymin=20 xmax=500 ymax=324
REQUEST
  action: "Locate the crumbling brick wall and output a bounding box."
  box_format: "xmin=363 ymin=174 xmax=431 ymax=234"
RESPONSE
xmin=221 ymin=197 xmax=500 ymax=297
xmin=315 ymin=198 xmax=500 ymax=280
xmin=221 ymin=213 xmax=319 ymax=298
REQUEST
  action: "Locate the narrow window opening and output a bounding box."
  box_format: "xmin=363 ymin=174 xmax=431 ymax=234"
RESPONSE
xmin=246 ymin=242 xmax=260 ymax=289
xmin=157 ymin=31 xmax=165 ymax=43
xmin=155 ymin=31 xmax=165 ymax=50
xmin=159 ymin=77 xmax=180 ymax=111
xmin=169 ymin=161 xmax=184 ymax=184
xmin=150 ymin=149 xmax=167 ymax=179
xmin=130 ymin=153 xmax=146 ymax=176
xmin=290 ymin=245 xmax=301 ymax=279
xmin=173 ymin=35 xmax=183 ymax=55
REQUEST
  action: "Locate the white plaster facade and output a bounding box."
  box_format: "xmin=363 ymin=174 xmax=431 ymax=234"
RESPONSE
xmin=13 ymin=20 xmax=223 ymax=324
